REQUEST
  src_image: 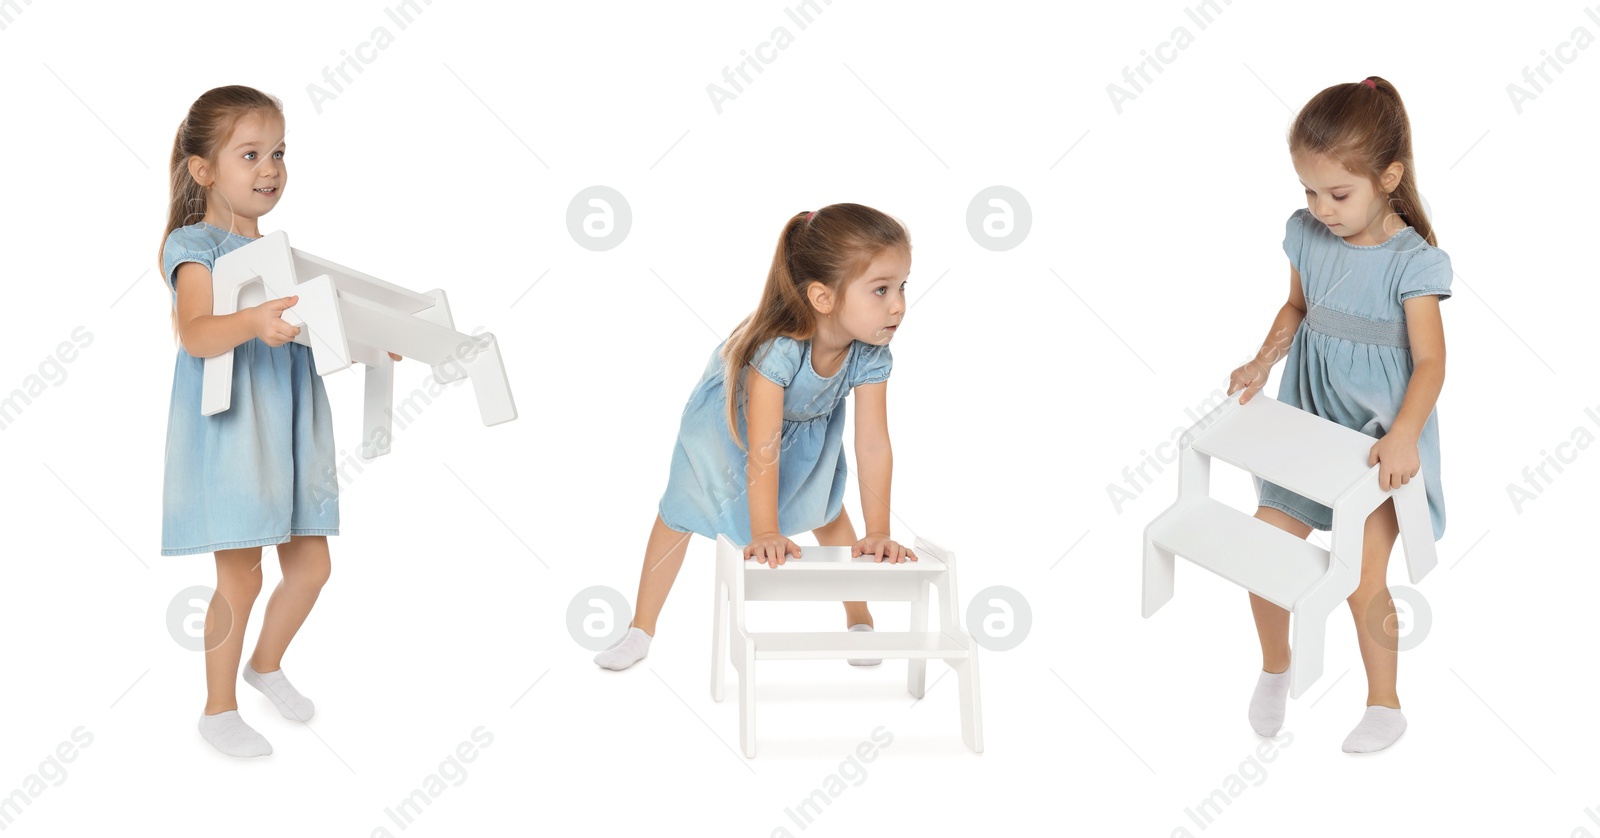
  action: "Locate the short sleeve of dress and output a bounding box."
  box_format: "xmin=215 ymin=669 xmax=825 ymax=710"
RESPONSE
xmin=749 ymin=335 xmax=804 ymax=387
xmin=162 ymin=228 xmax=217 ymax=294
xmin=1282 ymin=208 xmax=1308 ymax=276
xmin=1398 ymin=246 xmax=1453 ymax=303
xmin=851 ymin=341 xmax=892 ymax=387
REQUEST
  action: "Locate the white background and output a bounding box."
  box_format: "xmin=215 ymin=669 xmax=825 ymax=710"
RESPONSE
xmin=1 ymin=1 xmax=1595 ymax=835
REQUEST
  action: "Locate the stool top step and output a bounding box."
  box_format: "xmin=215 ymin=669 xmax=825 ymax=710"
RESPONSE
xmin=740 ymin=545 xmax=946 ymax=571
xmin=1192 ymin=391 xmax=1379 ymax=505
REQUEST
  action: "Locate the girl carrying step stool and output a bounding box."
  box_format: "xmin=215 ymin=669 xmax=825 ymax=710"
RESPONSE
xmin=159 ymin=86 xmax=402 ymax=757
xmin=1228 ymin=76 xmax=1452 ymax=754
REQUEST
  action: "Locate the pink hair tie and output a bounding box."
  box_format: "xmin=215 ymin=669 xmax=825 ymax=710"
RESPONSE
xmin=806 ymin=211 xmax=815 ymax=220
xmin=1361 ymin=78 xmax=1376 ymax=88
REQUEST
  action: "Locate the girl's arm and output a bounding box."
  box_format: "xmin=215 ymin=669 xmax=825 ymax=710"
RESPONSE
xmin=1230 ymin=262 xmax=1307 ymax=404
xmin=173 ymin=261 xmax=301 ymax=358
xmin=743 ymin=366 xmax=799 ymax=564
xmin=853 ymin=380 xmax=913 ymax=561
xmin=1369 ymin=294 xmax=1446 ymax=488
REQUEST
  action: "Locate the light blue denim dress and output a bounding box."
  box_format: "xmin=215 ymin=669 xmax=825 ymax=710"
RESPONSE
xmin=1255 ymin=208 xmax=1452 ymax=540
xmin=658 ymin=334 xmax=892 ymax=543
xmin=160 ymin=222 xmax=339 ymax=556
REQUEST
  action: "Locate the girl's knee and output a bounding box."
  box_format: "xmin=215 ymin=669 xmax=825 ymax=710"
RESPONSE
xmin=216 ymin=557 xmax=264 ymax=599
xmin=285 ymin=558 xmax=332 ymax=590
xmin=1348 ymin=578 xmax=1390 ymax=609
xmin=217 ymin=574 xmax=264 ymax=604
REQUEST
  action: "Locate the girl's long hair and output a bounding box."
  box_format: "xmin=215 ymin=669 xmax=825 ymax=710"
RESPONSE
xmin=720 ymin=203 xmax=910 ymax=450
xmin=160 ymin=85 xmax=283 ymax=340
xmin=1289 ymin=76 xmax=1436 ymax=247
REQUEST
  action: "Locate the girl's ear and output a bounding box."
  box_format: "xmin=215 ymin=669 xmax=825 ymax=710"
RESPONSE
xmin=187 ymin=155 xmax=210 ymax=189
xmin=807 ymin=281 xmax=835 ymax=316
xmin=1381 ymin=160 xmax=1404 ymax=193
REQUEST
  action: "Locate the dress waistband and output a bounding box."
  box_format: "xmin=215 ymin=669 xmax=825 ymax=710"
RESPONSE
xmin=1305 ymin=304 xmax=1409 ymax=349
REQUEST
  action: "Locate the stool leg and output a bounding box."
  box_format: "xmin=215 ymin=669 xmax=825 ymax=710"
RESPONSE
xmin=361 ymin=356 xmax=394 ymax=459
xmin=1287 ymin=607 xmax=1328 ymax=699
xmin=908 ymin=577 xmax=929 ymax=698
xmin=954 ymin=652 xmax=984 ymax=753
xmin=1142 ymin=536 xmax=1175 ymax=618
xmin=1393 ymin=479 xmax=1438 ymax=583
xmin=739 ymin=645 xmax=757 ymax=758
xmin=460 ymin=334 xmax=516 ymax=426
xmin=711 ymin=577 xmax=727 ymax=702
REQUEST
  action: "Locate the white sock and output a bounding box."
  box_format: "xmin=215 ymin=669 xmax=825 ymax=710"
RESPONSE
xmin=243 ymin=663 xmax=315 ymax=722
xmin=198 ymin=710 xmax=272 ymax=757
xmin=594 ymin=626 xmax=652 ymax=671
xmin=1342 ymin=705 xmax=1406 ymax=753
xmin=1248 ymin=669 xmax=1290 ymax=736
xmin=847 ymin=623 xmax=880 ymax=667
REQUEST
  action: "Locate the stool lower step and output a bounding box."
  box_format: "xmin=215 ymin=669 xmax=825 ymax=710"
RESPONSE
xmin=750 ymin=631 xmax=970 ymax=661
xmin=1148 ymin=497 xmax=1328 ymax=611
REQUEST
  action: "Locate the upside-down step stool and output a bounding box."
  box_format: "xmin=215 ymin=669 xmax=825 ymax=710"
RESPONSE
xmin=711 ymin=533 xmax=983 ymax=758
xmin=1142 ymin=389 xmax=1437 ymax=698
xmin=202 ymin=231 xmax=516 ymax=457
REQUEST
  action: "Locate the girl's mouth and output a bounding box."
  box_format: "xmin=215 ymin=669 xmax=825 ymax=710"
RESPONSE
xmin=255 ymin=187 xmax=278 ymax=195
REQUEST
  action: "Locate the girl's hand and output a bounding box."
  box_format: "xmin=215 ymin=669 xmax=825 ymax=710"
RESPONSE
xmin=1369 ymin=433 xmax=1421 ymax=491
xmin=249 ymin=295 xmax=302 ymax=347
xmin=853 ymin=532 xmax=916 ymax=564
xmin=1228 ymin=359 xmax=1270 ymax=405
xmin=745 ymin=532 xmax=801 ymax=566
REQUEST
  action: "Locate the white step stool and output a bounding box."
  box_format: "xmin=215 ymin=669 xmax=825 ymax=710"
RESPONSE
xmin=711 ymin=533 xmax=983 ymax=757
xmin=1142 ymin=389 xmax=1437 ymax=698
xmin=202 ymin=231 xmax=516 ymax=457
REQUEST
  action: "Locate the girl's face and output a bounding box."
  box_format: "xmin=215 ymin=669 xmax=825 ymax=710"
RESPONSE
xmin=193 ymin=109 xmax=287 ymax=220
xmin=1292 ymin=150 xmax=1403 ymax=245
xmin=830 ymin=246 xmax=910 ymax=346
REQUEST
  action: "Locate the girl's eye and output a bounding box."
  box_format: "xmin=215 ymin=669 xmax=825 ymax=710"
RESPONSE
xmin=244 ymin=151 xmax=256 ymax=160
xmin=273 ymin=150 xmax=284 ymax=159
xmin=1333 ymin=194 xmax=1347 ymax=201
xmin=874 ymin=286 xmax=887 ymax=296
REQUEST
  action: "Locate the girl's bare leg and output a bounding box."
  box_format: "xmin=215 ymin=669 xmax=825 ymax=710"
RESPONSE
xmin=629 ymin=514 xmax=695 ymax=636
xmin=250 ymin=535 xmax=332 ymax=673
xmin=811 ymin=507 xmax=871 ymax=627
xmin=1248 ymin=506 xmax=1313 ymax=673
xmin=204 ymin=548 xmax=264 ymax=714
xmin=1244 ymin=506 xmax=1314 ymax=736
xmin=1346 ymin=497 xmax=1402 ymax=709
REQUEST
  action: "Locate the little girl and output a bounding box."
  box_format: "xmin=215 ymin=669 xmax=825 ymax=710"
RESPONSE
xmin=596 ymin=203 xmax=915 ymax=671
xmin=159 ymin=86 xmax=399 ymax=757
xmin=1228 ymin=76 xmax=1451 ymax=754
